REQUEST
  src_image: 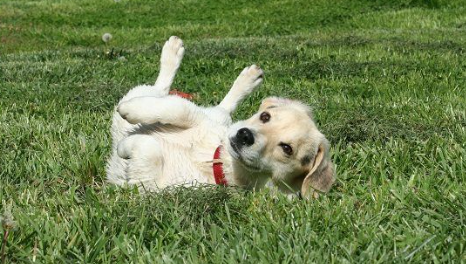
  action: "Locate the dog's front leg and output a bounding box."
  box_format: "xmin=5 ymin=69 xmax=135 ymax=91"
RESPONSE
xmin=218 ymin=65 xmax=264 ymax=114
xmin=117 ymin=96 xmax=204 ymax=128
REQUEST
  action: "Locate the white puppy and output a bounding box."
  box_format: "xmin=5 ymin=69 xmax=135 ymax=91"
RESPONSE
xmin=106 ymin=36 xmax=335 ymax=198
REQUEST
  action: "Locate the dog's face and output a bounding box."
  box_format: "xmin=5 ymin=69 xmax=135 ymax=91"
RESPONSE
xmin=227 ymin=97 xmax=335 ymax=198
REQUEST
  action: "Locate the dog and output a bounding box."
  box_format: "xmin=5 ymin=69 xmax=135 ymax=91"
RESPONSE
xmin=106 ymin=36 xmax=335 ymax=198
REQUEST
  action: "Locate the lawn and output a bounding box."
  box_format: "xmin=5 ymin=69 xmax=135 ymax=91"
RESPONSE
xmin=1 ymin=0 xmax=465 ymax=262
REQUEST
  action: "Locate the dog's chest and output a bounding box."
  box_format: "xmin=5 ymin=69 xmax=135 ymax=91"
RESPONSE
xmin=155 ymin=122 xmax=228 ymax=186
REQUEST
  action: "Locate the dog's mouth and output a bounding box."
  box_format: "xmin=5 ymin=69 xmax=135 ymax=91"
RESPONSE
xmin=229 ymin=141 xmax=241 ymax=156
xmin=229 ymin=141 xmax=262 ymax=171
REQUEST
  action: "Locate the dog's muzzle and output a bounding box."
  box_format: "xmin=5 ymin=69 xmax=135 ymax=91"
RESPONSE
xmin=232 ymin=128 xmax=255 ymax=149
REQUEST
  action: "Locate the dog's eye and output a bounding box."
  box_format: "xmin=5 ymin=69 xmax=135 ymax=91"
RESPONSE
xmin=260 ymin=112 xmax=271 ymax=123
xmin=279 ymin=143 xmax=293 ymax=155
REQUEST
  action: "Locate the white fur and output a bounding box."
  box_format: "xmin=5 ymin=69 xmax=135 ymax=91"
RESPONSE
xmin=106 ymin=36 xmax=335 ymax=197
xmin=106 ymin=36 xmax=265 ymax=191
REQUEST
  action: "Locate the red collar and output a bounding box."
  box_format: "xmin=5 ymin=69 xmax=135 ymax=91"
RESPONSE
xmin=213 ymin=146 xmax=228 ymax=186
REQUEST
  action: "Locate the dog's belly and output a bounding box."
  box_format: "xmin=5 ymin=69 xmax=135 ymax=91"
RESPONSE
xmin=106 ymin=107 xmax=231 ymax=191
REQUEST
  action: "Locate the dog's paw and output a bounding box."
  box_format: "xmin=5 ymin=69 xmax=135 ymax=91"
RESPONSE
xmin=160 ymin=36 xmax=185 ymax=72
xmin=117 ymin=99 xmax=148 ymax=124
xmin=117 ymin=135 xmax=163 ymax=160
xmin=234 ymin=65 xmax=264 ymax=92
xmin=117 ymin=136 xmax=138 ymax=159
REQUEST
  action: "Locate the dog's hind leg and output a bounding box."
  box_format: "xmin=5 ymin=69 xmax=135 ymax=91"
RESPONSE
xmin=120 ymin=36 xmax=185 ymax=102
xmin=107 ymin=37 xmax=184 ymax=184
xmin=153 ymin=36 xmax=185 ymax=95
xmin=218 ymin=65 xmax=264 ymax=114
xmin=117 ymin=134 xmax=164 ymax=191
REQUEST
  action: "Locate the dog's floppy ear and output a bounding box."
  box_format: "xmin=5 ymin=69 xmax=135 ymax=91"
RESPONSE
xmin=301 ymin=141 xmax=335 ymax=199
xmin=259 ymin=97 xmax=293 ymax=111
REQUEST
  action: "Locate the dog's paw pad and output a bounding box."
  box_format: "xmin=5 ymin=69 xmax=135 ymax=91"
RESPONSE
xmin=234 ymin=64 xmax=264 ymax=91
xmin=242 ymin=64 xmax=264 ymax=82
xmin=160 ymin=36 xmax=185 ymax=70
xmin=167 ymin=36 xmax=183 ymax=50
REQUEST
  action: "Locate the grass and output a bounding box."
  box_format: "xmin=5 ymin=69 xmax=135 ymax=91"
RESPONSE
xmin=0 ymin=0 xmax=465 ymax=262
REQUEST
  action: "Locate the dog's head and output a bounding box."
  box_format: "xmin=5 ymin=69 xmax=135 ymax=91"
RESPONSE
xmin=227 ymin=97 xmax=335 ymax=198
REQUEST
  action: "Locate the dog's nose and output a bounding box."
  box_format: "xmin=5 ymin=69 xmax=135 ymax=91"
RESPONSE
xmin=235 ymin=128 xmax=255 ymax=146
